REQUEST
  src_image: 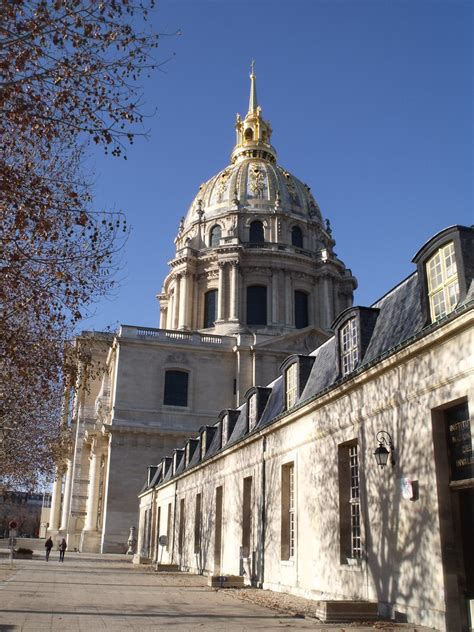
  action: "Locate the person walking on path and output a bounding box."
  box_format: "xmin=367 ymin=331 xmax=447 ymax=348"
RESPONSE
xmin=45 ymin=537 xmax=53 ymax=562
xmin=59 ymin=538 xmax=67 ymax=562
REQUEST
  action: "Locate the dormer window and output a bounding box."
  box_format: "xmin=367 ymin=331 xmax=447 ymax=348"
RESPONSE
xmin=285 ymin=363 xmax=298 ymax=409
xmin=281 ymin=355 xmax=315 ymax=411
xmin=245 ymin=387 xmax=272 ymax=432
xmin=200 ymin=434 xmax=207 ymax=460
xmin=248 ymin=394 xmax=258 ymax=431
xmin=340 ymin=318 xmax=358 ymax=376
xmin=426 ymin=241 xmax=459 ymax=321
xmin=221 ymin=414 xmax=228 ymax=448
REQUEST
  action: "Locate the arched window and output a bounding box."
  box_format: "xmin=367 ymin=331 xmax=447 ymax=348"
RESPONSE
xmin=249 ymin=220 xmax=264 ymax=244
xmin=203 ymin=289 xmax=217 ymax=328
xmin=244 ymin=128 xmax=253 ymax=141
xmin=294 ymin=290 xmax=309 ymax=329
xmin=247 ymin=285 xmax=267 ymax=325
xmin=164 ymin=370 xmax=189 ymax=407
xmin=291 ymin=226 xmax=303 ymax=248
xmin=209 ymin=225 xmax=221 ymax=247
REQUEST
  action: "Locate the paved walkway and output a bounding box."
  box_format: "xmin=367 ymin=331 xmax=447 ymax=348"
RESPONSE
xmin=0 ymin=554 xmax=435 ymax=631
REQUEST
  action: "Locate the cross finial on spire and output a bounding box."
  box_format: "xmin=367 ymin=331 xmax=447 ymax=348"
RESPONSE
xmin=248 ymin=59 xmax=258 ymax=113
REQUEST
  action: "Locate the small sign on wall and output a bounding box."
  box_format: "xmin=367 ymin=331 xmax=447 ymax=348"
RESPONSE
xmin=400 ymin=477 xmax=418 ymax=501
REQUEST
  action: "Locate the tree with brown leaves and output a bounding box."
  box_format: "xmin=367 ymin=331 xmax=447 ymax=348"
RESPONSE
xmin=1 ymin=0 xmax=161 ymax=486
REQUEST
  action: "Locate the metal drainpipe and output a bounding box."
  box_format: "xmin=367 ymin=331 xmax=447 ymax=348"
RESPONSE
xmin=259 ymin=434 xmax=267 ymax=588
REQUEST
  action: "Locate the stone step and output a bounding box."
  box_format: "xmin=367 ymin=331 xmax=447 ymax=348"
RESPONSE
xmin=208 ymin=575 xmax=245 ymax=588
xmin=315 ymin=600 xmax=379 ymax=623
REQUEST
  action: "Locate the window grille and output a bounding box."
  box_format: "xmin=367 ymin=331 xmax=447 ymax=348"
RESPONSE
xmin=289 ymin=464 xmax=295 ymax=558
xmin=281 ymin=462 xmax=295 ymax=560
xmin=285 ymin=364 xmax=298 ymax=409
xmin=349 ymin=445 xmax=361 ymax=559
xmin=426 ymin=241 xmax=459 ymax=321
xmin=340 ymin=318 xmax=358 ymax=376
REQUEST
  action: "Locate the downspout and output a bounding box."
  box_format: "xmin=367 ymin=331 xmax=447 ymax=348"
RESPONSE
xmin=259 ymin=434 xmax=267 ymax=588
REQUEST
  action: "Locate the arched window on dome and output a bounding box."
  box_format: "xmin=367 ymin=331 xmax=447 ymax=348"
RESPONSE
xmin=203 ymin=290 xmax=217 ymax=328
xmin=244 ymin=128 xmax=253 ymax=141
xmin=209 ymin=225 xmax=221 ymax=247
xmin=249 ymin=220 xmax=264 ymax=244
xmin=291 ymin=226 xmax=303 ymax=248
xmin=294 ymin=290 xmax=309 ymax=329
xmin=247 ymin=285 xmax=267 ymax=326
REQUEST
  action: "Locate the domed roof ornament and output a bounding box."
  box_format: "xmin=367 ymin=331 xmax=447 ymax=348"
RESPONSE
xmin=231 ymin=62 xmax=277 ymax=165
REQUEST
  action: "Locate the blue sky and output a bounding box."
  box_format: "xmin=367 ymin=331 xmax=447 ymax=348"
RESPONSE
xmin=84 ymin=0 xmax=473 ymax=332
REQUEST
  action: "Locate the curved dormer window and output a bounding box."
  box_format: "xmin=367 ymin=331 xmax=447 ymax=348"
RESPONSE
xmin=291 ymin=225 xmax=303 ymax=248
xmin=209 ymin=224 xmax=221 ymax=247
xmin=249 ymin=220 xmax=264 ymax=244
xmin=426 ymin=241 xmax=459 ymax=321
xmin=340 ymin=318 xmax=358 ymax=376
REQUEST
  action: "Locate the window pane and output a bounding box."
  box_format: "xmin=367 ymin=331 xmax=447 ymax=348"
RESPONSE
xmin=210 ymin=225 xmax=221 ymax=247
xmin=426 ymin=241 xmax=459 ymax=322
xmin=249 ymin=221 xmax=264 ymax=244
xmin=204 ymin=290 xmax=217 ymax=328
xmin=291 ymin=226 xmax=303 ymax=248
xmin=247 ymin=286 xmax=267 ymax=325
xmin=340 ymin=318 xmax=358 ymax=376
xmin=294 ymin=291 xmax=309 ymax=329
xmin=248 ymin=394 xmax=257 ymax=430
xmin=164 ymin=370 xmax=188 ymax=407
xmin=286 ymin=363 xmax=298 ymax=409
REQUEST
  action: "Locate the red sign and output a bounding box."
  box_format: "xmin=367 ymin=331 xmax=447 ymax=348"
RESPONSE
xmin=9 ymin=521 xmax=17 ymax=530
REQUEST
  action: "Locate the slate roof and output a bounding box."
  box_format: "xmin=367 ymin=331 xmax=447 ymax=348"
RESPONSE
xmin=140 ymin=248 xmax=473 ymax=494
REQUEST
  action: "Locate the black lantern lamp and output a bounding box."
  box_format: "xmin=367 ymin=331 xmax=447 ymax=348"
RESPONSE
xmin=374 ymin=431 xmax=395 ymax=469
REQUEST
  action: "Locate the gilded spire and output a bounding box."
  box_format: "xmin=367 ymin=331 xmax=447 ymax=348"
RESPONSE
xmin=248 ymin=59 xmax=258 ymax=114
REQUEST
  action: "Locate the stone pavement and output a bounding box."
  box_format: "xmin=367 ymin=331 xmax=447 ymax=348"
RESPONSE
xmin=0 ymin=553 xmax=435 ymax=631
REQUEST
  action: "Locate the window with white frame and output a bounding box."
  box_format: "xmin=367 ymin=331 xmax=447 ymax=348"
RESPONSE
xmin=338 ymin=441 xmax=362 ymax=562
xmin=248 ymin=394 xmax=258 ymax=431
xmin=285 ymin=363 xmax=298 ymax=409
xmin=340 ymin=318 xmax=358 ymax=376
xmin=281 ymin=462 xmax=295 ymax=560
xmin=221 ymin=414 xmax=228 ymax=448
xmin=349 ymin=445 xmax=361 ymax=559
xmin=426 ymin=241 xmax=459 ymax=321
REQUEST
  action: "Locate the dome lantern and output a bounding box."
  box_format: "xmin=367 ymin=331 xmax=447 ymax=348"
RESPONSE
xmin=231 ymin=62 xmax=276 ymax=165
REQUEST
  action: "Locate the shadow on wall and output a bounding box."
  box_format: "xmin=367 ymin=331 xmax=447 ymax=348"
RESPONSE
xmin=308 ymin=358 xmax=438 ymax=623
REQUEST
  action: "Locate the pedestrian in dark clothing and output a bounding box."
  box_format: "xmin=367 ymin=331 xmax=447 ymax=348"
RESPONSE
xmin=45 ymin=537 xmax=53 ymax=561
xmin=59 ymin=538 xmax=67 ymax=562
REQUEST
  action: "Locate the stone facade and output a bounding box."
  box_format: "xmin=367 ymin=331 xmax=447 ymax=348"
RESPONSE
xmin=47 ymin=68 xmax=356 ymax=554
xmin=137 ymin=225 xmax=474 ymax=632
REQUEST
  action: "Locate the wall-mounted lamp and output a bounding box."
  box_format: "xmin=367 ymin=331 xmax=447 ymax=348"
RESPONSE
xmin=373 ymin=431 xmax=395 ymax=469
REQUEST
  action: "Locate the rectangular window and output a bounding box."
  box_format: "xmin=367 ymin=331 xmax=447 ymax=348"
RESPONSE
xmin=194 ymin=493 xmax=201 ymax=554
xmin=427 ymin=241 xmax=460 ymax=321
xmin=156 ymin=506 xmax=161 ymax=552
xmin=201 ymin=432 xmax=207 ymax=459
xmin=242 ymin=477 xmax=252 ymax=557
xmin=178 ymin=498 xmax=185 ymax=555
xmin=248 ymin=394 xmax=258 ymax=431
xmin=340 ymin=318 xmax=358 ymax=376
xmin=338 ymin=441 xmax=362 ymax=562
xmin=221 ymin=415 xmax=228 ymax=448
xmin=285 ymin=363 xmax=298 ymax=409
xmin=281 ymin=462 xmax=295 ymax=560
xmin=164 ymin=370 xmax=189 ymax=407
xmin=166 ymin=502 xmax=172 ymax=551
